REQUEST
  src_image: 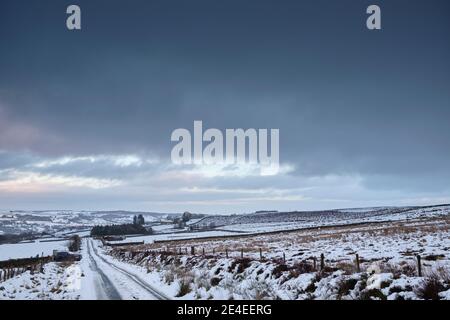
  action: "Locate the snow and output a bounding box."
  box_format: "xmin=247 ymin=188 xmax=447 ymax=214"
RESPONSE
xmin=0 ymin=262 xmax=82 ymax=300
xmin=1 ymin=205 xmax=449 ymax=300
xmin=0 ymin=239 xmax=69 ymax=260
xmin=108 ymin=230 xmax=245 ymax=245
xmin=82 ymin=239 xmax=174 ymax=299
xmin=440 ymin=290 xmax=450 ymax=300
xmin=0 ymin=210 xmax=161 ymax=235
xmin=105 ymin=214 xmax=450 ymax=300
xmin=193 ymin=205 xmax=450 ymax=234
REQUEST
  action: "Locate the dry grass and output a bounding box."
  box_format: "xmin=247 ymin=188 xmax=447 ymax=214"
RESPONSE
xmin=129 ymin=216 xmax=449 ymax=256
xmin=111 ymin=216 xmax=449 ymax=287
xmin=415 ymin=275 xmax=446 ymax=300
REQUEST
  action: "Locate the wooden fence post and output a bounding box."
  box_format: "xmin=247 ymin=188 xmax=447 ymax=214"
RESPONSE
xmin=259 ymin=248 xmax=263 ymax=260
xmin=320 ymin=254 xmax=325 ymax=271
xmin=202 ymin=248 xmax=205 ymax=256
xmin=191 ymin=246 xmax=195 ymax=255
xmin=283 ymin=252 xmax=286 ymax=264
xmin=417 ymin=255 xmax=422 ymax=277
xmin=313 ymin=257 xmax=317 ymax=271
xmin=355 ymin=254 xmax=360 ymax=272
xmin=225 ymin=248 xmax=228 ymax=258
xmin=212 ymin=248 xmax=215 ymax=255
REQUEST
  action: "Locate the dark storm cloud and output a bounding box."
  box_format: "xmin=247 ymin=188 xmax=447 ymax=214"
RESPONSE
xmin=0 ymin=0 xmax=449 ymax=211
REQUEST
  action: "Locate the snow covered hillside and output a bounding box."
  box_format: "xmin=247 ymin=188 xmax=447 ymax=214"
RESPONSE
xmin=192 ymin=205 xmax=450 ymax=233
xmin=0 ymin=205 xmax=449 ymax=300
xmin=0 ymin=210 xmax=165 ymax=235
xmin=106 ymin=214 xmax=450 ymax=300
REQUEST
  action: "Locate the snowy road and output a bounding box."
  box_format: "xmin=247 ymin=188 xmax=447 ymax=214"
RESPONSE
xmin=84 ymin=239 xmax=169 ymax=300
xmin=86 ymin=239 xmax=122 ymax=300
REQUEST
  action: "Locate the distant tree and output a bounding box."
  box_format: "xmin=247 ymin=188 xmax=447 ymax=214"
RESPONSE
xmin=68 ymin=235 xmax=81 ymax=252
xmin=133 ymin=215 xmax=137 ymax=225
xmin=90 ymin=224 xmax=149 ymax=236
xmin=182 ymin=211 xmax=192 ymax=222
xmin=137 ymin=214 xmax=145 ymax=225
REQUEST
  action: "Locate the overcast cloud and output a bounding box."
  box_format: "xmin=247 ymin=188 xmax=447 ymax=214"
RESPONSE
xmin=0 ymin=0 xmax=449 ymax=213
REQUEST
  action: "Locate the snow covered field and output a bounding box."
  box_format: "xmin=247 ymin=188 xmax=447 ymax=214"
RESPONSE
xmin=108 ymin=230 xmax=247 ymax=245
xmin=107 ymin=214 xmax=450 ymax=300
xmin=0 ymin=210 xmax=162 ymax=235
xmin=1 ymin=206 xmax=449 ymax=300
xmin=0 ymin=239 xmax=69 ymax=260
xmin=0 ymin=262 xmax=82 ymax=300
xmin=194 ymin=205 xmax=450 ymax=233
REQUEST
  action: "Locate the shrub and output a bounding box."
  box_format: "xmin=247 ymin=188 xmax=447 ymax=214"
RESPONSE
xmin=380 ymin=261 xmax=417 ymax=278
xmin=211 ymin=277 xmax=222 ymax=286
xmin=337 ymin=278 xmax=358 ymax=297
xmin=243 ymin=280 xmax=276 ymax=300
xmin=272 ymin=264 xmax=289 ymax=278
xmin=359 ymin=288 xmax=387 ymax=300
xmin=292 ymin=261 xmax=315 ymax=275
xmin=164 ymin=271 xmax=175 ymax=284
xmin=335 ymin=262 xmax=356 ymax=275
xmin=305 ymin=273 xmax=323 ymax=293
xmin=195 ymin=275 xmax=212 ymax=291
xmin=176 ymin=279 xmax=192 ymax=297
xmin=415 ymin=276 xmax=445 ymax=300
xmin=429 ymin=266 xmax=450 ymax=285
xmin=229 ymin=258 xmax=252 ymax=274
xmin=67 ymin=235 xmax=81 ymax=252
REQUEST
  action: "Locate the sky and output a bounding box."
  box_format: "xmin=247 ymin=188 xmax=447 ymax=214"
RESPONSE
xmin=0 ymin=0 xmax=449 ymax=213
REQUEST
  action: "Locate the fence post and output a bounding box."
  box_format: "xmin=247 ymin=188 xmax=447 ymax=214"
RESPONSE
xmin=202 ymin=248 xmax=205 ymax=256
xmin=191 ymin=246 xmax=195 ymax=255
xmin=213 ymin=248 xmax=215 ymax=255
xmin=185 ymin=248 xmax=188 ymax=255
xmin=355 ymin=254 xmax=360 ymax=272
xmin=225 ymin=248 xmax=228 ymax=258
xmin=283 ymin=252 xmax=286 ymax=264
xmin=417 ymin=254 xmax=422 ymax=277
xmin=259 ymin=248 xmax=263 ymax=260
xmin=320 ymin=254 xmax=325 ymax=271
xmin=313 ymin=257 xmax=317 ymax=270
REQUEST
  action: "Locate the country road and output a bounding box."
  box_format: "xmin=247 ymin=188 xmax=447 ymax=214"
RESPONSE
xmin=84 ymin=239 xmax=169 ymax=300
xmin=85 ymin=239 xmax=121 ymax=300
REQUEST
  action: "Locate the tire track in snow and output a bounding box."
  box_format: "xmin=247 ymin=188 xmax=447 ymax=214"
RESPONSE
xmin=88 ymin=239 xmax=169 ymax=300
xmin=86 ymin=239 xmax=122 ymax=300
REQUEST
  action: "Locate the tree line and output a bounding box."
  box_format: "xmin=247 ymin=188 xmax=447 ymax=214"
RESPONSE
xmin=90 ymin=224 xmax=151 ymax=237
